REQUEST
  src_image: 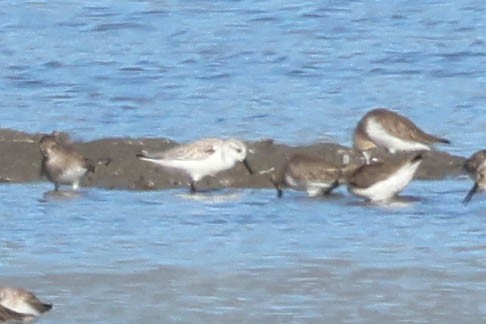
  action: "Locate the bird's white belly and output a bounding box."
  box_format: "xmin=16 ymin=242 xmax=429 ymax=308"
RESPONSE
xmin=0 ymin=299 xmax=40 ymax=316
xmin=59 ymin=166 xmax=87 ymax=183
xmin=366 ymin=119 xmax=430 ymax=153
xmin=158 ymin=155 xmax=235 ymax=182
xmin=285 ymin=174 xmax=333 ymax=196
xmin=351 ymin=161 xmax=421 ymax=202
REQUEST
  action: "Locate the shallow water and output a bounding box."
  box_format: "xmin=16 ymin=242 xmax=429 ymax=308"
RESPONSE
xmin=2 ymin=180 xmax=486 ymax=323
xmin=1 ymin=1 xmax=486 ymax=323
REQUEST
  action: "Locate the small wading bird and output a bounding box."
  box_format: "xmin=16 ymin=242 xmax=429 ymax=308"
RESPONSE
xmin=0 ymin=305 xmax=31 ymax=323
xmin=40 ymin=133 xmax=95 ymax=191
xmin=353 ymin=108 xmax=450 ymax=154
xmin=0 ymin=287 xmax=52 ymax=323
xmin=347 ymin=153 xmax=423 ymax=203
xmin=270 ymin=153 xmax=354 ymax=198
xmin=137 ymin=138 xmax=253 ymax=193
xmin=463 ymin=149 xmax=486 ymax=204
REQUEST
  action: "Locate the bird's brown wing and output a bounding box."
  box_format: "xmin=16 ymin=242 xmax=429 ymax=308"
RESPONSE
xmin=373 ymin=109 xmax=449 ymax=144
xmin=348 ymin=161 xmax=401 ymax=188
xmin=143 ymin=139 xmax=221 ymax=161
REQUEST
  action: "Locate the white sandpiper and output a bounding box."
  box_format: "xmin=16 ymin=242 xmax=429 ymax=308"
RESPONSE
xmin=137 ymin=138 xmax=253 ymax=192
xmin=353 ymin=108 xmax=450 ymax=154
xmin=0 ymin=287 xmax=52 ymax=323
xmin=347 ymin=153 xmax=423 ymax=203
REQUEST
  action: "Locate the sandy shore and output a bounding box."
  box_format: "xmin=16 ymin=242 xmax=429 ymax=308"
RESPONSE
xmin=0 ymin=128 xmax=466 ymax=191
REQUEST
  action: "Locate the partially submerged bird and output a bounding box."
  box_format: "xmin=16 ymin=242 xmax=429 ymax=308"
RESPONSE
xmin=40 ymin=133 xmax=95 ymax=191
xmin=347 ymin=153 xmax=423 ymax=203
xmin=353 ymin=108 xmax=450 ymax=154
xmin=271 ymin=153 xmax=350 ymax=198
xmin=463 ymin=149 xmax=486 ymax=204
xmin=0 ymin=287 xmax=52 ymax=323
xmin=137 ymin=138 xmax=253 ymax=193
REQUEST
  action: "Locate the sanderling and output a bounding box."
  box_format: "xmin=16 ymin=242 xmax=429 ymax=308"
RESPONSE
xmin=137 ymin=138 xmax=253 ymax=192
xmin=347 ymin=153 xmax=423 ymax=203
xmin=0 ymin=287 xmax=52 ymax=323
xmin=353 ymin=108 xmax=450 ymax=154
xmin=40 ymin=133 xmax=95 ymax=191
xmin=271 ymin=153 xmax=345 ymax=198
xmin=463 ymin=149 xmax=486 ymax=204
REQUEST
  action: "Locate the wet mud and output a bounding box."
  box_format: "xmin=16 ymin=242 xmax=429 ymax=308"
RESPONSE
xmin=0 ymin=128 xmax=466 ymax=191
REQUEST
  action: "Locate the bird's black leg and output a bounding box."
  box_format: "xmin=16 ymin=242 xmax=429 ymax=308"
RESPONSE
xmin=323 ymin=180 xmax=340 ymax=195
xmin=190 ymin=181 xmax=197 ymax=194
xmin=270 ymin=177 xmax=283 ymax=198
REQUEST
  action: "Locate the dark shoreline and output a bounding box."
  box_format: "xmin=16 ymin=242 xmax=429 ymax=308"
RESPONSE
xmin=0 ymin=128 xmax=466 ymax=191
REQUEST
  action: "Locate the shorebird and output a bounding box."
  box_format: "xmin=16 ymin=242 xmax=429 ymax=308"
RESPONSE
xmin=353 ymin=108 xmax=450 ymax=154
xmin=137 ymin=138 xmax=253 ymax=192
xmin=347 ymin=153 xmax=423 ymax=203
xmin=0 ymin=287 xmax=52 ymax=323
xmin=271 ymin=153 xmax=348 ymax=198
xmin=463 ymin=149 xmax=486 ymax=204
xmin=0 ymin=304 xmax=31 ymax=323
xmin=39 ymin=133 xmax=95 ymax=191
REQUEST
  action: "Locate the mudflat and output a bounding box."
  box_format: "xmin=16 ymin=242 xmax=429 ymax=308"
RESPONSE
xmin=0 ymin=128 xmax=465 ymax=191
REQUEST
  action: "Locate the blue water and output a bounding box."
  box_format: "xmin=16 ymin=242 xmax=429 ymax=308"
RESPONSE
xmin=1 ymin=1 xmax=486 ymax=323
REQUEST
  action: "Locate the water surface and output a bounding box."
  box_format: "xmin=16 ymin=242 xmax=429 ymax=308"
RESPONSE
xmin=1 ymin=1 xmax=486 ymax=323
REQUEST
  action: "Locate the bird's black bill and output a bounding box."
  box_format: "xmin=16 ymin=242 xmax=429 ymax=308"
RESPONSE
xmin=41 ymin=303 xmax=53 ymax=312
xmin=463 ymin=182 xmax=479 ymax=205
xmin=242 ymin=159 xmax=253 ymax=175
